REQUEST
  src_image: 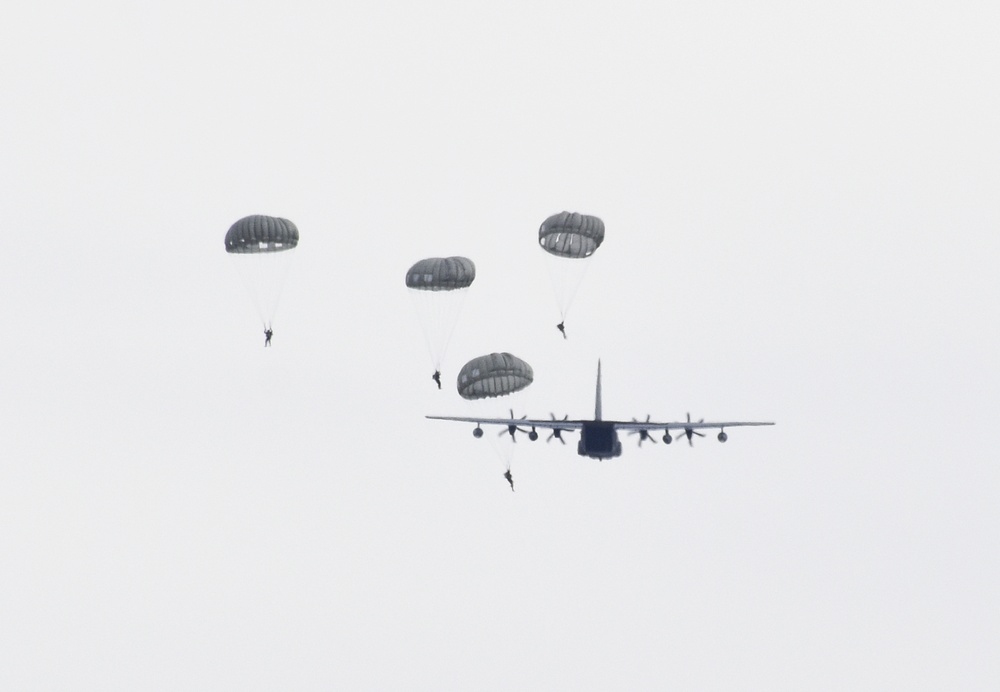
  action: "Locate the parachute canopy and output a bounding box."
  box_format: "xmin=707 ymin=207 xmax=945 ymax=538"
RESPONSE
xmin=538 ymin=212 xmax=604 ymax=259
xmin=225 ymin=215 xmax=299 ymax=254
xmin=405 ymin=257 xmax=476 ymax=291
xmin=457 ymin=352 xmax=533 ymax=400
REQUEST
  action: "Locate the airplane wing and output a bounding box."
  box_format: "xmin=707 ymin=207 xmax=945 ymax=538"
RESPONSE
xmin=611 ymin=420 xmax=774 ymax=431
xmin=426 ymin=415 xmax=585 ymax=430
xmin=427 ymin=416 xmax=774 ymax=431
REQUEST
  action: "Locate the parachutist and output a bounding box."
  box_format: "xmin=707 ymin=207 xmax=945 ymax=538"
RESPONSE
xmin=556 ymin=322 xmax=567 ymax=339
xmin=264 ymin=326 xmax=273 ymax=347
xmin=504 ymin=469 xmax=514 ymax=492
xmin=407 ymin=256 xmax=476 ymax=390
xmin=539 ymin=212 xmax=604 ymax=335
xmin=225 ymin=215 xmax=299 ymax=340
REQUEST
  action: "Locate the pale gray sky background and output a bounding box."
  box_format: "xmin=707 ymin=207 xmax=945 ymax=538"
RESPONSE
xmin=1 ymin=1 xmax=998 ymax=689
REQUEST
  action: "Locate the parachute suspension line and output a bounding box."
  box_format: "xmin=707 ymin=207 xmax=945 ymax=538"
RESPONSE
xmin=408 ymin=282 xmax=472 ymax=375
xmin=408 ymin=291 xmax=443 ymax=372
xmin=420 ymin=324 xmax=439 ymax=372
xmin=436 ymin=287 xmax=470 ymax=372
xmin=544 ymin=253 xmax=593 ymax=323
xmin=228 ymin=247 xmax=297 ymax=329
xmin=263 ymin=248 xmax=296 ymax=329
xmin=485 ymin=423 xmax=517 ymax=471
xmin=251 ymin=252 xmax=270 ymax=323
xmin=229 ymin=254 xmax=267 ymax=326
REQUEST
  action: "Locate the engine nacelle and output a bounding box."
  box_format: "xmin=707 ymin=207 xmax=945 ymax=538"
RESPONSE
xmin=528 ymin=430 xmax=539 ymax=441
xmin=718 ymin=431 xmax=728 ymax=443
xmin=662 ymin=432 xmax=673 ymax=444
xmin=473 ymin=427 xmax=484 ymax=439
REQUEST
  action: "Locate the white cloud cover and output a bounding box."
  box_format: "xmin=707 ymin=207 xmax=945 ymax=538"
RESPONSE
xmin=1 ymin=1 xmax=997 ymax=689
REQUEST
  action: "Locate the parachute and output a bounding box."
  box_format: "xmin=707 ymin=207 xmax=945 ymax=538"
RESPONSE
xmin=457 ymin=352 xmax=533 ymax=400
xmin=406 ymin=256 xmax=475 ymax=381
xmin=538 ymin=211 xmax=605 ymax=259
xmin=538 ymin=212 xmax=604 ymax=329
xmin=225 ymin=215 xmax=299 ymax=254
xmin=457 ymin=352 xmax=534 ymax=475
xmin=406 ymin=257 xmax=476 ymax=292
xmin=225 ymin=215 xmax=299 ymax=332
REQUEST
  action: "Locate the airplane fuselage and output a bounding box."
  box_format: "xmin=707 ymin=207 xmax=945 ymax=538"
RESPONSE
xmin=578 ymin=421 xmax=622 ymax=460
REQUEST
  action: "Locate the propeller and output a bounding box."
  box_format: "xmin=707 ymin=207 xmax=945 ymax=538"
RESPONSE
xmin=681 ymin=412 xmax=706 ymax=446
xmin=500 ymin=409 xmax=530 ymax=442
xmin=628 ymin=414 xmax=657 ymax=447
xmin=546 ymin=413 xmax=571 ymax=444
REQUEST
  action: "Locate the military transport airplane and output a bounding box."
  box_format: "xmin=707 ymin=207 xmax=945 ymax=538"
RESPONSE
xmin=427 ymin=361 xmax=774 ymax=460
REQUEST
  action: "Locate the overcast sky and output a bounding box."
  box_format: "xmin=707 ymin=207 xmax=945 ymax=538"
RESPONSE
xmin=1 ymin=1 xmax=998 ymax=689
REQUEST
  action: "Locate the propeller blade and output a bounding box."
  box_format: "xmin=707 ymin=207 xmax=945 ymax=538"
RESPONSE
xmin=629 ymin=414 xmax=657 ymax=447
xmin=547 ymin=413 xmax=571 ymax=443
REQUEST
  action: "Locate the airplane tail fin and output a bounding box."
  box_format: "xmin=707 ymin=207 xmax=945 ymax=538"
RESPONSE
xmin=595 ymin=359 xmax=602 ymax=421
